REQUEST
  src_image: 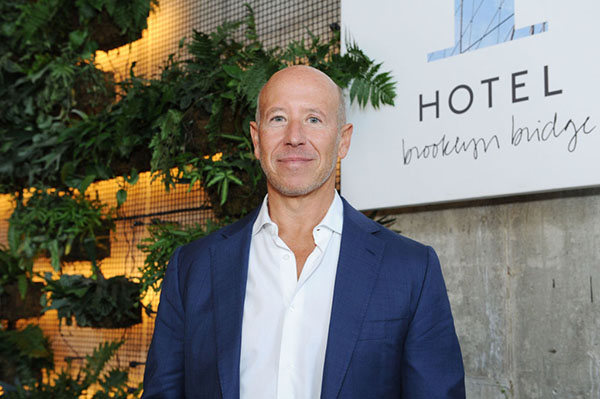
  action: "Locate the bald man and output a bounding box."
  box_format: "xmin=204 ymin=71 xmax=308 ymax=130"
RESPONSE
xmin=143 ymin=66 xmax=465 ymax=399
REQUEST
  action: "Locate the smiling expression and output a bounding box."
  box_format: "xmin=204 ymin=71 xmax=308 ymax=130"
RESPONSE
xmin=250 ymin=66 xmax=352 ymax=198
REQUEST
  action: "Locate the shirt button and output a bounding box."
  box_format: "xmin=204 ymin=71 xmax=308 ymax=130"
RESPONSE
xmin=283 ymin=254 xmax=290 ymax=261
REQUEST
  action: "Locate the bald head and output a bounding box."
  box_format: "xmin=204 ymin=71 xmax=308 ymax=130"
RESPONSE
xmin=249 ymin=64 xmax=353 ymax=199
xmin=255 ymin=65 xmax=346 ymax=129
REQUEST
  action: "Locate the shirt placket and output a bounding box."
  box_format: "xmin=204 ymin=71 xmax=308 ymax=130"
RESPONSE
xmin=274 ymin=228 xmax=330 ymax=399
xmin=275 ymin=234 xmax=299 ymax=398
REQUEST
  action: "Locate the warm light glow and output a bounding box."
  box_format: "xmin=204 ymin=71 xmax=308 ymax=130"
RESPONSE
xmin=203 ymin=152 xmax=223 ymax=162
xmin=94 ymin=1 xmax=183 ymax=80
xmin=0 ymin=172 xmax=212 ymax=395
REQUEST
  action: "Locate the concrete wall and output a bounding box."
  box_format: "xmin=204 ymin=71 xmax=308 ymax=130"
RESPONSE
xmin=386 ymin=189 xmax=600 ymax=398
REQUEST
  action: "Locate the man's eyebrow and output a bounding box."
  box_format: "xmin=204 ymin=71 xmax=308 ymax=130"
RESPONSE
xmin=306 ymin=107 xmax=325 ymax=116
xmin=265 ymin=107 xmax=286 ymax=115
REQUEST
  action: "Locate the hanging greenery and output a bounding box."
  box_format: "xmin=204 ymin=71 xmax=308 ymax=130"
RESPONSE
xmin=137 ymin=219 xmax=225 ymax=303
xmin=0 ymin=245 xmax=34 ymax=298
xmin=1 ymin=4 xmax=396 ymax=211
xmin=8 ymin=0 xmax=158 ymax=54
xmin=8 ymin=190 xmax=114 ymax=271
xmin=0 ymin=245 xmax=43 ymax=327
xmin=0 ymin=0 xmax=155 ymax=194
xmin=0 ymin=325 xmax=53 ymax=387
xmin=42 ymin=273 xmax=142 ymax=329
xmin=0 ymin=340 xmax=140 ymax=398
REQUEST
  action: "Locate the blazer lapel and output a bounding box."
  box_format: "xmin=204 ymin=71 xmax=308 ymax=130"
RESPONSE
xmin=321 ymin=201 xmax=385 ymax=399
xmin=210 ymin=212 xmax=256 ymax=399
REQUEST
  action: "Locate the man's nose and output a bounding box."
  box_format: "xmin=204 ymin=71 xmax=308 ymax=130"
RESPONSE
xmin=284 ymin=119 xmax=306 ymax=147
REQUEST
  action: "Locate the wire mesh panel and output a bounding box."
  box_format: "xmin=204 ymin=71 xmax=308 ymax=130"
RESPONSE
xmin=1 ymin=0 xmax=340 ymax=394
xmin=96 ymin=0 xmax=339 ymax=79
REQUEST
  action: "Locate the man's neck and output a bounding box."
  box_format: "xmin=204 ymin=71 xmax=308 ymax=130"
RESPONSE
xmin=267 ymin=183 xmax=336 ymax=236
xmin=266 ymin=181 xmax=337 ymax=278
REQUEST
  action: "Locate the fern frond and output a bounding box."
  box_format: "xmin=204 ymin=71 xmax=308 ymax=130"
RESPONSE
xmin=343 ymin=41 xmax=396 ymax=109
xmin=188 ymin=30 xmax=215 ymax=63
xmin=243 ymin=3 xmax=258 ymax=44
xmin=18 ymin=0 xmax=60 ymax=41
xmin=95 ymin=368 xmax=129 ymax=398
xmin=370 ymin=70 xmax=396 ymax=108
xmin=239 ymin=56 xmax=281 ymax=107
xmin=349 ymin=74 xmax=368 ymax=107
xmin=82 ymin=340 xmax=124 ymax=387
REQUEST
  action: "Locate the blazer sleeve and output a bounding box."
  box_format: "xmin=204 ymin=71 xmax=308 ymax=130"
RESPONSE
xmin=401 ymin=246 xmax=466 ymax=399
xmin=142 ymin=247 xmax=186 ymax=399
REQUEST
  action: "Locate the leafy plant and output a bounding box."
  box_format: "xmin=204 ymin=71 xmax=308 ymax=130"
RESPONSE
xmin=12 ymin=0 xmax=158 ymax=54
xmin=0 ymin=325 xmax=53 ymax=386
xmin=8 ymin=190 xmax=114 ymax=271
xmin=138 ymin=219 xmax=224 ymax=301
xmin=0 ymin=246 xmax=43 ymax=326
xmin=281 ymin=32 xmax=396 ymax=109
xmin=42 ymin=273 xmax=142 ymax=329
xmin=2 ymin=3 xmax=397 ymax=211
xmin=0 ymin=245 xmax=34 ymax=298
xmin=0 ymin=340 xmax=141 ymax=399
xmin=0 ymin=0 xmax=157 ymax=194
xmin=0 ymin=55 xmax=114 ymax=193
xmin=180 ymin=135 xmax=266 ymax=217
xmin=64 ymin=58 xmax=188 ymax=185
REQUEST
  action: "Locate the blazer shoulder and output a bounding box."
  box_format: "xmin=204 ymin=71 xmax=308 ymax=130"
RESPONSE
xmin=176 ymin=207 xmax=259 ymax=269
xmin=377 ymin=224 xmax=433 ymax=257
xmin=342 ymin=197 xmax=433 ymax=258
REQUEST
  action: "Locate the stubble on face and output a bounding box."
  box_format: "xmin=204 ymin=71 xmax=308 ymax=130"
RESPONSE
xmin=252 ymin=66 xmax=347 ymax=199
xmin=257 ymin=132 xmax=341 ymax=197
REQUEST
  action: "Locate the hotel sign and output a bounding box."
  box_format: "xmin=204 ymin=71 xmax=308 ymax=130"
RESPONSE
xmin=341 ymin=0 xmax=599 ymax=209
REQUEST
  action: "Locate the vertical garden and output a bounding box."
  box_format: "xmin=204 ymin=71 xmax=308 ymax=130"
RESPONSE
xmin=0 ymin=0 xmax=395 ymax=396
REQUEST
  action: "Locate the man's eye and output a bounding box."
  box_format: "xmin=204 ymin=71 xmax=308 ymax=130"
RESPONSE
xmin=271 ymin=116 xmax=285 ymax=122
xmin=308 ymin=117 xmax=321 ymax=123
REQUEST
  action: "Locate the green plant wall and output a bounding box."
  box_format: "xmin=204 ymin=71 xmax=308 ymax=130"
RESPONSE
xmin=0 ymin=2 xmax=397 ymax=396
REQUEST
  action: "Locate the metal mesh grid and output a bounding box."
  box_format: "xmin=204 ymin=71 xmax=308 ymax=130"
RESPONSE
xmin=1 ymin=174 xmax=213 ymax=394
xmin=2 ymin=0 xmax=340 ymax=393
xmin=96 ymin=0 xmax=339 ymax=79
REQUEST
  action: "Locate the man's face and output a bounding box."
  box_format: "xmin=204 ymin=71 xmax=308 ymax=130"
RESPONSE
xmin=250 ymin=66 xmax=352 ymax=198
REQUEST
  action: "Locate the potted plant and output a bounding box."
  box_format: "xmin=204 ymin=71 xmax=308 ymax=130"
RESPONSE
xmin=0 ymin=246 xmax=43 ymax=327
xmin=0 ymin=325 xmax=53 ymax=386
xmin=13 ymin=0 xmax=158 ymax=54
xmin=8 ymin=190 xmax=114 ymax=271
xmin=42 ymin=267 xmax=142 ymax=329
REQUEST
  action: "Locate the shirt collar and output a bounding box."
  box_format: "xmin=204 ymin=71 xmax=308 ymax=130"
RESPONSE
xmin=252 ymin=191 xmax=344 ymax=236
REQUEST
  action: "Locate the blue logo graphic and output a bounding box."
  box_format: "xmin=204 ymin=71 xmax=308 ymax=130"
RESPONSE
xmin=428 ymin=0 xmax=548 ymax=62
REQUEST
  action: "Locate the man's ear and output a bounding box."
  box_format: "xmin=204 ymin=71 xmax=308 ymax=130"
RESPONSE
xmin=250 ymin=121 xmax=260 ymax=159
xmin=337 ymin=123 xmax=353 ymax=159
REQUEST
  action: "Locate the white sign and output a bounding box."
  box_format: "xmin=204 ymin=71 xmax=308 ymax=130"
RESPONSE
xmin=341 ymin=0 xmax=600 ymax=210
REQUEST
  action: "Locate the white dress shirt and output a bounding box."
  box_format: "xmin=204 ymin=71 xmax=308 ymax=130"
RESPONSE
xmin=240 ymin=191 xmax=344 ymax=399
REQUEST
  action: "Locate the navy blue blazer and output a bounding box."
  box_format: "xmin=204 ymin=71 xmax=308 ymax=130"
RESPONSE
xmin=143 ymin=198 xmax=465 ymax=398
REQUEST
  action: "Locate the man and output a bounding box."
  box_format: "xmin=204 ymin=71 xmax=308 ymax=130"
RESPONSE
xmin=143 ymin=66 xmax=465 ymax=398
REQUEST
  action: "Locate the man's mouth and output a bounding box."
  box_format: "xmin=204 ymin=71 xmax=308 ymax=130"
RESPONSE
xmin=278 ymin=156 xmax=312 ymax=162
